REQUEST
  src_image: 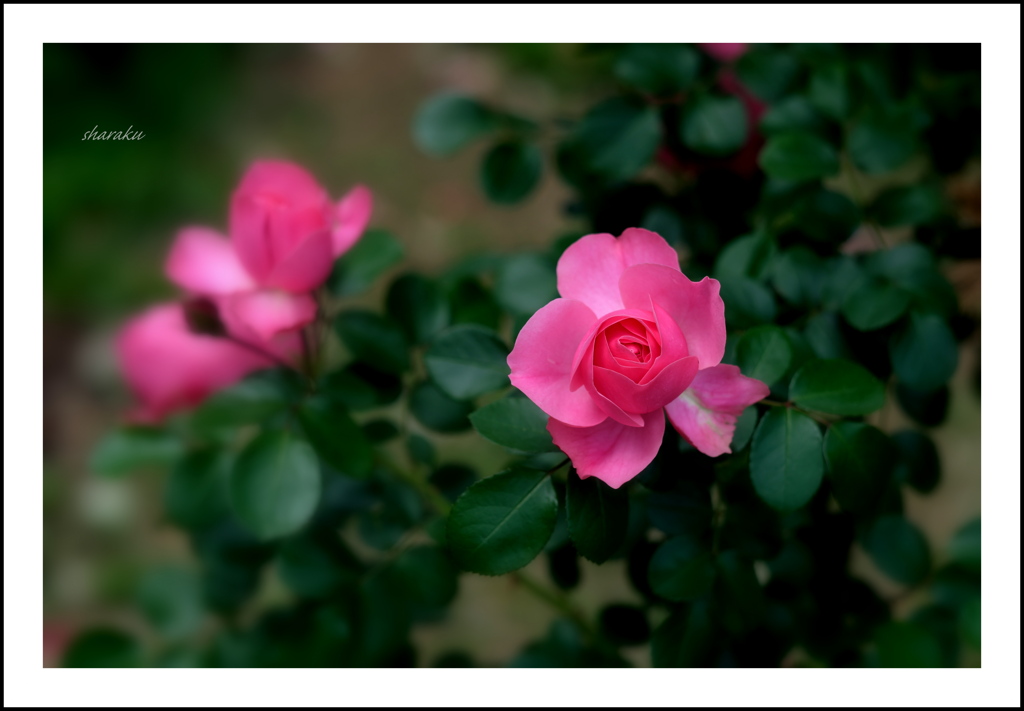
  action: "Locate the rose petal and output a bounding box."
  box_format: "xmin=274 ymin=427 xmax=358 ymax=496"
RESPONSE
xmin=665 ymin=364 xmax=770 ymax=457
xmin=619 ymin=264 xmax=726 ymax=370
xmin=569 ymin=309 xmax=657 ymax=392
xmin=507 ymin=298 xmax=607 ymax=428
xmin=165 ymin=227 xmax=256 ymax=295
xmin=332 ymin=184 xmax=373 ymax=257
xmin=220 ymin=290 xmax=317 ymax=344
xmin=265 ymin=228 xmax=335 ymax=292
xmin=548 ymin=410 xmax=666 ymax=489
xmin=593 ymin=355 xmax=698 ymax=415
xmin=557 ymin=228 xmax=681 ymax=317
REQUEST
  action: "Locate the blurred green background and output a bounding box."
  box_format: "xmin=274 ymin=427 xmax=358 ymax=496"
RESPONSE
xmin=42 ymin=44 xmax=980 ymax=667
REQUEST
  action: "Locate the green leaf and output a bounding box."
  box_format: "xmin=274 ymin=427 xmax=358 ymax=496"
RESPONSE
xmin=191 ymin=370 xmax=304 ymax=432
xmin=165 ymin=448 xmax=232 ymax=530
xmin=947 ymin=517 xmax=981 ymax=573
xmin=735 ymin=47 xmax=800 ymax=102
xmin=480 ymin=140 xmax=543 ymax=204
xmin=804 ymin=311 xmax=850 ymax=361
xmin=792 ymin=188 xmax=862 ymax=245
xmin=63 ymin=628 xmax=141 ymax=668
xmin=327 ymin=229 xmax=405 ymax=297
xmin=90 ymin=427 xmax=183 ymax=477
xmin=409 ymin=380 xmax=473 ymax=433
xmin=565 ymin=469 xmax=629 ymax=564
xmin=424 ymin=324 xmax=510 ymax=400
xmin=386 ymin=273 xmax=450 ymax=346
xmin=647 ymin=536 xmax=716 ymax=602
xmin=646 ymin=482 xmax=713 ymax=538
xmin=959 ymin=596 xmax=981 ymax=649
xmin=720 ymin=276 xmax=777 ymax=328
xmin=771 ymin=246 xmax=822 ymax=307
xmin=137 ymin=566 xmax=203 ymax=641
xmin=614 ymin=43 xmax=700 ymax=96
xmin=447 ymin=275 xmax=503 ymax=330
xmin=848 ymin=114 xmax=919 ymax=174
xmin=862 ymin=515 xmax=931 ymax=585
xmin=277 ymin=535 xmax=358 ymax=599
xmin=731 ymin=407 xmax=759 ymax=452
xmin=841 ymin=276 xmax=912 ymax=331
xmin=446 ymin=467 xmax=557 ymax=575
xmin=716 ymin=550 xmax=766 ymax=632
xmin=334 ymin=309 xmax=410 ymax=374
xmin=469 ymin=391 xmax=555 ymax=453
xmin=789 ymin=359 xmax=886 ymax=416
xmin=823 ymin=422 xmax=895 ymax=514
xmin=875 ymin=622 xmax=944 ymax=667
xmin=494 ymin=253 xmax=558 ymax=317
xmin=808 ymin=63 xmax=851 ymax=119
xmin=318 ymin=363 xmax=402 ymax=411
xmin=749 ymin=408 xmax=824 ymax=512
xmin=759 ymin=132 xmax=839 ymax=182
xmin=391 ymin=545 xmax=459 ymax=610
xmin=681 ymin=94 xmax=748 ymax=156
xmin=413 ymin=93 xmax=497 ymax=156
xmin=599 ymin=604 xmax=650 ymax=647
xmin=572 ymin=97 xmax=662 ymax=183
xmin=297 ymin=395 xmax=373 ymax=478
xmin=713 ymin=232 xmax=776 ymax=282
xmin=890 ymin=312 xmax=959 ymax=392
xmin=229 ymin=430 xmax=321 ymax=540
xmin=760 ymin=96 xmax=826 ymax=136
xmin=737 ymin=325 xmax=793 ymax=386
xmin=891 ymin=430 xmax=941 ymax=494
xmin=872 ymin=185 xmax=945 ymax=227
xmin=651 ymin=601 xmax=716 ymax=667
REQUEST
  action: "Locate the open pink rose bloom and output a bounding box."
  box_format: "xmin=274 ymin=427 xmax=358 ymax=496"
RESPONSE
xmin=508 ymin=228 xmax=769 ymax=488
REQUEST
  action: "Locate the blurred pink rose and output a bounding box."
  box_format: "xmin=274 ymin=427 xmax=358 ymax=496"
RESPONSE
xmin=166 ymin=160 xmax=372 ymax=346
xmin=116 ymin=302 xmax=274 ymax=423
xmin=699 ymin=43 xmax=749 ymax=63
xmin=508 ymin=229 xmax=768 ymax=488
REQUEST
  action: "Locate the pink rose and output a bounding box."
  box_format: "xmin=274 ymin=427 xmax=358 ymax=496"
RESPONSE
xmin=508 ymin=229 xmax=769 ymax=488
xmin=698 ymin=43 xmax=749 ymax=63
xmin=116 ymin=302 xmax=276 ymax=423
xmin=166 ymin=160 xmax=372 ymax=348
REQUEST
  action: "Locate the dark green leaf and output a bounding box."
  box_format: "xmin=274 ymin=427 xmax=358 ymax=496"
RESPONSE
xmin=494 ymin=253 xmax=558 ymax=317
xmin=137 ymin=566 xmax=203 ymax=640
xmin=716 ymin=550 xmax=766 ymax=631
xmin=875 ymin=622 xmax=944 ymax=667
xmin=165 ymin=448 xmax=232 ymax=529
xmin=327 ymin=229 xmax=405 ymax=297
xmin=804 ymin=311 xmax=851 ymax=360
xmin=862 ymin=515 xmax=931 ymax=585
xmin=647 ymin=482 xmax=712 ymax=538
xmin=386 ymin=273 xmax=450 ymax=345
xmin=789 ymin=358 xmax=886 ymax=416
xmin=947 ymin=517 xmax=981 ymax=573
xmin=599 ymin=604 xmax=650 ymax=646
xmin=63 ymin=629 xmax=141 ymax=668
xmin=848 ymin=115 xmax=919 ymax=174
xmin=841 ymin=276 xmax=912 ymax=331
xmin=890 ymin=312 xmax=959 ymax=391
xmin=896 ymin=383 xmax=950 ymax=427
xmin=749 ymin=408 xmax=824 ymax=511
xmin=277 ymin=535 xmax=357 ymax=599
xmin=191 ymin=369 xmax=304 ymax=432
xmin=771 ymin=246 xmax=822 ymax=307
xmin=731 ymin=407 xmax=759 ymax=452
xmin=572 ymin=97 xmax=662 ymax=183
xmin=614 ymin=43 xmax=700 ymax=96
xmin=318 ymin=363 xmax=401 ymax=411
xmin=648 ymin=536 xmax=716 ymax=602
xmin=760 ymin=96 xmax=826 ymax=135
xmin=808 ymin=63 xmax=851 ymax=119
xmin=469 ymin=391 xmax=555 ymax=453
xmin=959 ymin=597 xmax=981 ymax=649
xmin=297 ymin=395 xmax=373 ymax=478
xmin=447 ymin=276 xmax=503 ymax=330
xmin=720 ymin=276 xmax=777 ymax=328
xmin=413 ymin=93 xmax=497 ymax=156
xmin=392 ymin=545 xmax=459 ymax=610
xmin=90 ymin=427 xmax=183 ymax=477
xmin=872 ymin=185 xmax=945 ymax=227
xmin=713 ymin=232 xmax=776 ymax=282
xmin=334 ymin=310 xmax=410 ymax=374
xmin=736 ymin=47 xmax=800 ymax=102
xmin=406 ymin=433 xmax=437 ymax=469
xmin=480 ymin=140 xmax=543 ymax=204
xmin=681 ymin=94 xmax=748 ymax=156
xmin=651 ymin=600 xmax=716 ymax=667
xmin=363 ymin=418 xmax=399 ymax=444
xmin=447 ymin=467 xmax=557 ymax=575
xmin=409 ymin=380 xmax=473 ymax=433
xmin=424 ymin=325 xmax=510 ymax=400
xmin=565 ymin=469 xmax=629 ymax=564
xmin=824 ymin=422 xmax=895 ymax=513
xmin=891 ymin=430 xmax=941 ymax=494
xmin=737 ymin=325 xmax=793 ymax=386
xmin=229 ymin=430 xmax=321 ymax=540
xmin=759 ymin=132 xmax=839 ymax=182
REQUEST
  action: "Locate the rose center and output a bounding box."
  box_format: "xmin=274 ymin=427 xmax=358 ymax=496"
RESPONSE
xmin=619 ymin=337 xmax=651 ymax=363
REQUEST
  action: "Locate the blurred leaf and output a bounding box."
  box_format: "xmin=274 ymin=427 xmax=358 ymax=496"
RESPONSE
xmin=63 ymin=629 xmax=141 ymax=668
xmin=895 ymin=383 xmax=950 ymax=428
xmin=90 ymin=427 xmax=183 ymax=477
xmin=736 ymin=47 xmax=800 ymax=102
xmin=716 ymin=550 xmax=766 ymax=632
xmin=298 ymin=395 xmax=373 ymax=479
xmin=229 ymin=430 xmax=320 ymax=540
xmin=424 ymin=325 xmax=510 ymax=400
xmin=947 ymin=518 xmax=981 ymax=573
xmin=386 ymin=273 xmax=450 ymax=346
xmin=823 ymin=422 xmax=894 ymax=514
xmin=571 ymin=97 xmax=662 ymax=183
xmin=720 ymin=276 xmax=777 ymax=328
xmin=469 ymin=391 xmax=555 ymax=453
xmin=318 ymin=363 xmax=401 ymax=411
xmin=548 ymin=542 xmax=581 ymax=591
xmin=890 ymin=312 xmax=959 ymax=391
xmin=647 ymin=482 xmax=713 ymax=538
xmin=874 ymin=622 xmax=944 ymax=667
xmin=841 ymin=276 xmax=911 ymax=331
xmin=430 ymin=464 xmax=477 ymax=504
xmin=789 ymin=359 xmax=886 ymax=416
xmin=808 ymin=63 xmax=851 ymax=120
xmin=334 ymin=310 xmax=410 ymax=375
xmin=327 ymin=229 xmax=405 ymax=297
xmin=165 ymin=447 xmax=232 ymax=529
xmin=599 ymin=604 xmax=650 ymax=647
xmin=447 ymin=276 xmax=503 ymax=330
xmin=891 ymin=430 xmax=941 ymax=494
xmin=760 ymin=96 xmax=827 ymax=135
xmin=759 ymin=132 xmax=839 ymax=182
xmin=363 ymin=418 xmax=399 ymax=444
xmin=804 ymin=311 xmax=850 ymax=360
xmin=409 ymin=380 xmax=473 ymax=433
xmin=392 ymin=545 xmax=459 ymax=610
xmin=681 ymin=94 xmax=748 ymax=156
xmin=494 ymin=252 xmax=558 ymax=317
xmin=737 ymin=325 xmax=793 ymax=387
xmin=413 ymin=93 xmax=498 ymax=156
xmin=648 ymin=536 xmax=716 ymax=602
xmin=137 ymin=566 xmax=203 ymax=640
xmin=732 ymin=407 xmax=759 ymax=452
xmin=959 ymin=596 xmax=981 ymax=650
xmin=566 ymin=469 xmax=629 ymax=564
xmin=447 ymin=467 xmax=557 ymax=575
xmin=191 ymin=369 xmax=304 ymax=432
xmin=750 ymin=408 xmax=824 ymax=511
xmin=872 ymin=185 xmax=945 ymax=227
xmin=713 ymin=232 xmax=776 ymax=282
xmin=848 ymin=114 xmax=919 ymax=174
xmin=406 ymin=433 xmax=437 ymax=469
xmin=480 ymin=139 xmax=543 ymax=204
xmin=277 ymin=535 xmax=358 ymax=599
xmin=771 ymin=246 xmax=822 ymax=307
xmin=614 ymin=43 xmax=700 ymax=96
xmin=651 ymin=600 xmax=716 ymax=667
xmin=862 ymin=515 xmax=931 ymax=586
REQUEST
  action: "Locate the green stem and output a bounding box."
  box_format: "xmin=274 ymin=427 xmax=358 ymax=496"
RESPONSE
xmin=511 ymin=570 xmax=597 ymax=641
xmin=378 ymin=451 xmax=451 ymax=516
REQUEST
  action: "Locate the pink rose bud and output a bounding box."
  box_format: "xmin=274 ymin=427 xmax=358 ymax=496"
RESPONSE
xmin=508 ymin=229 xmax=769 ymax=488
xmin=115 ymin=302 xmax=274 ymax=423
